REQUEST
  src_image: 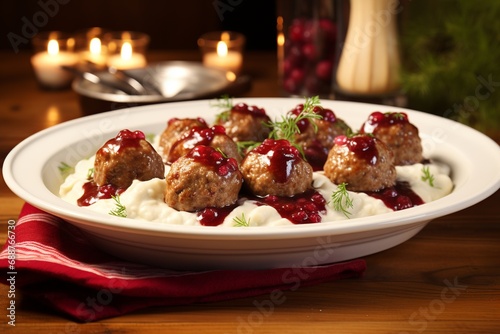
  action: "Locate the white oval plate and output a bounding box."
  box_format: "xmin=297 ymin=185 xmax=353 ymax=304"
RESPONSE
xmin=3 ymin=98 xmax=500 ymax=270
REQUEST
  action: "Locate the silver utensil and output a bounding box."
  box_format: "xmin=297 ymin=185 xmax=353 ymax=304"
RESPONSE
xmin=61 ymin=65 xmax=144 ymax=95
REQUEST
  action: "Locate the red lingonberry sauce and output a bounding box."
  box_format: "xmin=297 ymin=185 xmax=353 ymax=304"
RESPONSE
xmin=361 ymin=111 xmax=409 ymax=133
xmin=254 ymin=139 xmax=302 ymax=183
xmin=335 ymin=134 xmax=378 ymax=165
xmin=253 ymin=189 xmax=327 ymax=224
xmin=232 ymin=103 xmax=268 ymax=117
xmin=170 ymin=125 xmax=226 ymax=156
xmin=303 ymin=139 xmax=329 ymax=171
xmin=187 ymin=145 xmax=239 ymax=177
xmin=97 ymin=129 xmax=146 ymax=155
xmin=290 ymin=104 xmax=337 ymax=132
xmin=198 ymin=190 xmax=327 ymax=226
xmin=197 ymin=205 xmax=236 ymax=226
xmin=366 ymin=181 xmax=423 ymax=211
xmin=77 ymin=182 xmax=124 ymax=207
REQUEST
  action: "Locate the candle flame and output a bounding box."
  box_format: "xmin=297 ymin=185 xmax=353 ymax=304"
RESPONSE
xmin=221 ymin=31 xmax=230 ymax=42
xmin=121 ymin=42 xmax=132 ymax=60
xmin=217 ymin=41 xmax=228 ymax=57
xmin=277 ymin=32 xmax=285 ymax=47
xmin=122 ymin=31 xmax=131 ymax=40
xmin=89 ymin=37 xmax=101 ymax=55
xmin=47 ymin=39 xmax=59 ymax=55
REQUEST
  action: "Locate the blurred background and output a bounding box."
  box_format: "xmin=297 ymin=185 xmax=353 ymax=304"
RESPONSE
xmin=1 ymin=0 xmax=499 ymax=133
xmin=0 ymin=0 xmax=278 ymax=51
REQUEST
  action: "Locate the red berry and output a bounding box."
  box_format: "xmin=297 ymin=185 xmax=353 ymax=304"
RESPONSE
xmin=302 ymin=43 xmax=317 ymax=61
xmin=116 ymin=129 xmax=145 ymax=140
xmin=289 ymin=68 xmax=305 ymax=84
xmin=302 ymin=21 xmax=315 ymax=43
xmin=303 ymin=74 xmax=320 ymax=94
xmin=283 ymin=77 xmax=300 ymax=94
xmin=319 ymin=19 xmax=337 ymax=42
xmin=283 ymin=58 xmax=293 ymax=74
xmin=335 ymin=135 xmax=347 ymax=146
xmin=289 ymin=19 xmax=305 ymax=43
xmin=287 ymin=45 xmax=305 ymax=67
xmin=315 ymin=60 xmax=333 ymax=81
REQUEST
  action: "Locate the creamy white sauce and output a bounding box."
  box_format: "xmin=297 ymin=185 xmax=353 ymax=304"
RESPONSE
xmin=59 ymin=154 xmax=454 ymax=227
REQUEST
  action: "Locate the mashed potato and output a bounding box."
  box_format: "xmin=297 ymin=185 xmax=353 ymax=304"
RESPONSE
xmin=59 ymin=154 xmax=453 ymax=227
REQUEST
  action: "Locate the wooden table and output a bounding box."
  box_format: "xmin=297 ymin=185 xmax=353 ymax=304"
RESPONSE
xmin=1 ymin=50 xmax=499 ymax=333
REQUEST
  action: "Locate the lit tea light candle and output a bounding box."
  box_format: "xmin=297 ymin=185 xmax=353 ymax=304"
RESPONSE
xmin=203 ymin=39 xmax=243 ymax=75
xmin=107 ymin=41 xmax=147 ymax=70
xmin=80 ymin=37 xmax=107 ymax=66
xmin=31 ymin=38 xmax=79 ymax=89
xmin=199 ymin=31 xmax=244 ymax=75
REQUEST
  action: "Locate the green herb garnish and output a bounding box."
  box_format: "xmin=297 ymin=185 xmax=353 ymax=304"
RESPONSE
xmin=215 ymin=147 xmax=227 ymax=158
xmin=109 ymin=195 xmax=127 ymax=218
xmin=58 ymin=162 xmax=74 ymax=177
xmin=233 ymin=213 xmax=250 ymax=227
xmin=87 ymin=168 xmax=94 ymax=180
xmin=267 ymin=96 xmax=323 ymax=144
xmin=330 ymin=183 xmax=354 ymax=218
xmin=146 ymin=133 xmax=156 ymax=143
xmin=421 ymin=165 xmax=435 ymax=187
xmin=236 ymin=141 xmax=261 ymax=156
xmin=211 ymin=95 xmax=233 ymax=123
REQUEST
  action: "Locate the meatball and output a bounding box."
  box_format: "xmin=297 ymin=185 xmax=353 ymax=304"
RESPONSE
xmin=94 ymin=129 xmax=165 ymax=189
xmin=215 ymin=102 xmax=271 ymax=142
xmin=165 ymin=145 xmax=243 ymax=212
xmin=240 ymin=139 xmax=313 ymax=197
xmin=360 ymin=111 xmax=423 ymax=165
xmin=290 ymin=104 xmax=351 ymax=169
xmin=166 ymin=125 xmax=241 ymax=164
xmin=159 ymin=117 xmax=208 ymax=162
xmin=323 ymin=134 xmax=396 ymax=192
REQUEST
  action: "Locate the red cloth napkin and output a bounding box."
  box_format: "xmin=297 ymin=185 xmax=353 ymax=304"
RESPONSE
xmin=0 ymin=203 xmax=366 ymax=322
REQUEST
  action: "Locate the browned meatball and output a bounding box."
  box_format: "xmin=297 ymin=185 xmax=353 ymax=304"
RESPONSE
xmin=360 ymin=111 xmax=423 ymax=165
xmin=94 ymin=129 xmax=165 ymax=189
xmin=165 ymin=145 xmax=243 ymax=212
xmin=166 ymin=125 xmax=241 ymax=164
xmin=159 ymin=118 xmax=208 ymax=162
xmin=323 ymin=134 xmax=396 ymax=192
xmin=289 ymin=104 xmax=351 ymax=169
xmin=240 ymin=139 xmax=313 ymax=197
xmin=214 ymin=102 xmax=271 ymax=142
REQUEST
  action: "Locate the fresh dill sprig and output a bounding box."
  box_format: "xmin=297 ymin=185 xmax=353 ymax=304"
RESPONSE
xmin=109 ymin=195 xmax=127 ymax=218
xmin=233 ymin=213 xmax=250 ymax=227
xmin=341 ymin=121 xmax=355 ymax=137
xmin=146 ymin=133 xmax=156 ymax=143
xmin=391 ymin=112 xmax=406 ymax=120
xmin=236 ymin=141 xmax=261 ymax=156
xmin=267 ymin=96 xmax=323 ymax=143
xmin=215 ymin=147 xmax=228 ymax=158
xmin=87 ymin=168 xmax=94 ymax=180
xmin=330 ymin=183 xmax=354 ymax=218
xmin=421 ymin=165 xmax=435 ymax=187
xmin=58 ymin=162 xmax=74 ymax=177
xmin=211 ymin=95 xmax=233 ymax=123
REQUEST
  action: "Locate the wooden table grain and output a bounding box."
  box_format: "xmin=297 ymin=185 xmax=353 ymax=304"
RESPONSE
xmin=1 ymin=50 xmax=499 ymax=333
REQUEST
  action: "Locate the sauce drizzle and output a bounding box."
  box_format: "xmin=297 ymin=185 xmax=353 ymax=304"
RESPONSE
xmin=365 ymin=181 xmax=424 ymax=211
xmin=77 ymin=181 xmax=124 ymax=207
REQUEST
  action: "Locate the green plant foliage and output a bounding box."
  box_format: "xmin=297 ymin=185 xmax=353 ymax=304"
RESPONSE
xmin=399 ymin=0 xmax=500 ymax=132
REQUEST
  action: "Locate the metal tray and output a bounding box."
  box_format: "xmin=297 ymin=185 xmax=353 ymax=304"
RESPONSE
xmin=73 ymin=61 xmax=247 ymax=114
